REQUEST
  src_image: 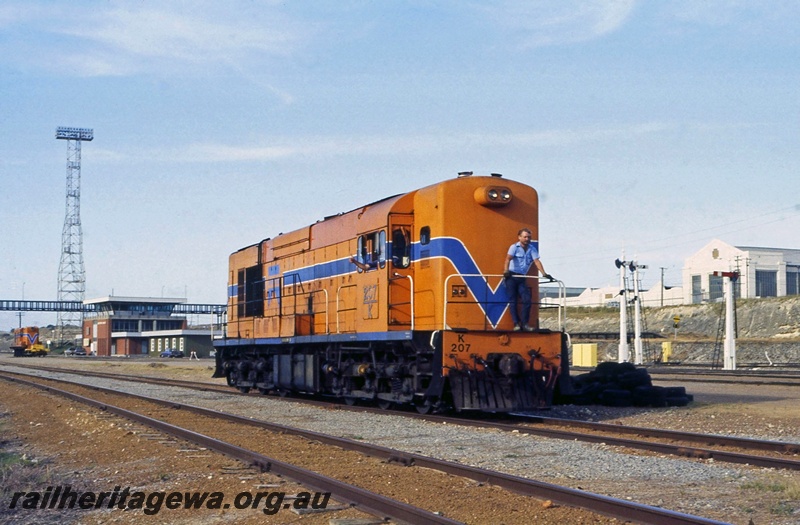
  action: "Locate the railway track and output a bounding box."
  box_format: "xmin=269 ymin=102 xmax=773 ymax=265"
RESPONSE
xmin=7 ymin=362 xmax=800 ymax=472
xmin=646 ymin=366 xmax=800 ymax=386
xmin=0 ymin=370 xmax=730 ymax=525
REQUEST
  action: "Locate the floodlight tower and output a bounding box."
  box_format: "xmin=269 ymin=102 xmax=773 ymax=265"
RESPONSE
xmin=55 ymin=126 xmax=93 ymax=345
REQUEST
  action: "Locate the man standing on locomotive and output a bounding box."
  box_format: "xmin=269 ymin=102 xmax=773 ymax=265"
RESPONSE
xmin=503 ymin=228 xmax=553 ymax=331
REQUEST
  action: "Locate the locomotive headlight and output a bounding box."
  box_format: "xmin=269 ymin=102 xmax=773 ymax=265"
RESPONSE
xmin=474 ymin=186 xmax=513 ymax=207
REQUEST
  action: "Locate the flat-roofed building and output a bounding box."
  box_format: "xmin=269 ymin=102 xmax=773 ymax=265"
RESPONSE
xmin=683 ymin=239 xmax=800 ymax=304
xmin=82 ymin=296 xmax=216 ymax=357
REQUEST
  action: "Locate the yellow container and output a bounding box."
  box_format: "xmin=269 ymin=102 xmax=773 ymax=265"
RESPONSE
xmin=572 ymin=343 xmax=598 ymax=367
xmin=661 ymin=341 xmax=672 ymax=363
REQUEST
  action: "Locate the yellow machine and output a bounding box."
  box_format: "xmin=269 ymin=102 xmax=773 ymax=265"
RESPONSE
xmin=10 ymin=327 xmax=48 ymax=357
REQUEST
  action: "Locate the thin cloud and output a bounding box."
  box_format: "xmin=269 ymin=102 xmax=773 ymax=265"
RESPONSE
xmin=143 ymin=122 xmax=687 ymax=163
xmin=1 ymin=1 xmax=312 ymax=77
xmin=68 ymin=7 xmax=303 ymax=62
xmin=470 ymin=0 xmax=637 ymax=48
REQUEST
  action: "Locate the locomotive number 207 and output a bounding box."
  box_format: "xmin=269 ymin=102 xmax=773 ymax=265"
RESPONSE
xmin=450 ymin=334 xmax=471 ymax=353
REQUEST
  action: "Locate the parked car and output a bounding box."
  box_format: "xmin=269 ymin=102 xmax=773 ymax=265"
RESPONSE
xmin=160 ymin=349 xmax=184 ymax=358
xmin=64 ymin=347 xmax=77 ymax=356
xmin=74 ymin=348 xmax=87 ymax=356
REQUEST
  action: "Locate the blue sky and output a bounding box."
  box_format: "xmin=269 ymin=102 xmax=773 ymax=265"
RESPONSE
xmin=1 ymin=1 xmax=798 ymax=328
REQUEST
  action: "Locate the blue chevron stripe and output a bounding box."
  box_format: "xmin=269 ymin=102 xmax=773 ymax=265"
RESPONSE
xmin=411 ymin=237 xmax=514 ymax=326
xmin=21 ymin=332 xmax=39 ymax=344
xmin=228 ymin=237 xmax=539 ymax=327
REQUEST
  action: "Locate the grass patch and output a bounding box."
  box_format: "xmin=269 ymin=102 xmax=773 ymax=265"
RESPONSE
xmin=0 ymin=450 xmax=29 ymax=469
xmin=770 ymin=502 xmax=796 ymax=516
xmin=740 ymin=474 xmax=800 ymax=499
xmin=0 ymin=420 xmax=56 ymax=497
xmin=0 ymin=448 xmax=72 ymax=523
xmin=741 ymin=480 xmax=787 ymax=493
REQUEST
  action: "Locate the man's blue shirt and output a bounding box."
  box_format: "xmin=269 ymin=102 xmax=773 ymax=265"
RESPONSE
xmin=507 ymin=242 xmax=539 ymax=274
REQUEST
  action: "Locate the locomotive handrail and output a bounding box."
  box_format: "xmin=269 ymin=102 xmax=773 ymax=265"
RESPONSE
xmin=442 ymin=273 xmax=567 ymax=331
xmin=538 ymin=278 xmax=569 ymax=331
xmin=392 ymin=273 xmax=414 ymax=330
xmin=309 ymin=288 xmax=329 ymax=334
xmin=551 ymin=278 xmax=568 ymax=331
xmin=442 ymin=272 xmax=503 ymax=331
xmin=335 ymin=284 xmax=358 ymax=334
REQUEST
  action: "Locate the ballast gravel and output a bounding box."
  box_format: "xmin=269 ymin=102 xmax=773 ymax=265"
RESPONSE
xmin=4 ymin=360 xmax=800 ymax=524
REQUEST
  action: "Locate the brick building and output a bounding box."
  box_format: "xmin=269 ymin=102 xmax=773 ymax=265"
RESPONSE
xmin=82 ymin=296 xmax=216 ymax=357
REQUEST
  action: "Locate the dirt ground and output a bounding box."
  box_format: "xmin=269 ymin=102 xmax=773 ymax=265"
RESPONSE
xmin=2 ymin=356 xmax=800 ymax=524
xmin=0 ymin=367 xmax=377 ymax=524
xmin=0 ymin=357 xmax=619 ymax=525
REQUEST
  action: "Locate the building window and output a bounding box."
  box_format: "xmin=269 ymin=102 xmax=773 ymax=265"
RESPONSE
xmin=157 ymin=339 xmax=162 ymax=352
xmin=156 ymin=320 xmax=183 ymax=331
xmin=179 ymin=338 xmax=185 ymax=351
xmin=755 ymin=270 xmax=777 ymax=297
xmin=787 ymin=266 xmax=799 ymax=296
xmin=708 ymin=274 xmax=723 ymax=302
xmin=112 ymin=320 xmax=139 ymax=332
xmin=691 ymin=275 xmax=702 ymax=304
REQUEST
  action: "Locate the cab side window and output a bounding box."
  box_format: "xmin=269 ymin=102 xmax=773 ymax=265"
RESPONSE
xmin=392 ymin=228 xmax=411 ymax=268
xmin=420 ymin=226 xmax=431 ymax=245
xmin=355 ymin=231 xmax=386 ymax=271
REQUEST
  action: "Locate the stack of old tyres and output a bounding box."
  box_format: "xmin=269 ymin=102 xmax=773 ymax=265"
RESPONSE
xmin=565 ymin=362 xmax=693 ymax=407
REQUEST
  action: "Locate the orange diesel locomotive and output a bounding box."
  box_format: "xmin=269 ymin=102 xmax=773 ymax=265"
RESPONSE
xmin=213 ymin=173 xmax=569 ymax=412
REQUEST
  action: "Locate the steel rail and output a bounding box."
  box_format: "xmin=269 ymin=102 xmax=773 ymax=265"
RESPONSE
xmin=0 ymin=371 xmax=730 ymax=525
xmin=514 ymin=415 xmax=800 ymax=456
xmin=8 ymin=363 xmax=800 ymax=467
xmin=646 ymin=368 xmax=800 ymax=384
xmin=0 ymin=373 xmax=460 ymax=525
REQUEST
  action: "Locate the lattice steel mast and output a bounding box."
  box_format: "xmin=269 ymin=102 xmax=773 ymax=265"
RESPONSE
xmin=55 ymin=127 xmax=93 ymax=345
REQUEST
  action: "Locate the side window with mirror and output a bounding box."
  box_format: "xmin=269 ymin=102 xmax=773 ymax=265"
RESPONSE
xmin=353 ymin=231 xmax=385 ymax=271
xmin=392 ymin=228 xmax=411 ymax=268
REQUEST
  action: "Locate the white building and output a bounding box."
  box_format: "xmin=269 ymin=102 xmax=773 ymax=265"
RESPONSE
xmin=559 ymin=282 xmax=684 ymax=308
xmin=682 ymin=239 xmax=800 ymax=304
xmin=550 ymin=238 xmax=800 ymax=308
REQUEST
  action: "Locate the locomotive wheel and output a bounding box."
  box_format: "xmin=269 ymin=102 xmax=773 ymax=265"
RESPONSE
xmin=344 ymin=396 xmax=357 ymax=406
xmin=238 ymin=386 xmax=251 ymax=394
xmin=257 ymin=387 xmax=270 ymax=395
xmin=377 ymin=399 xmax=394 ymax=410
xmin=414 ymin=399 xmax=433 ymax=414
xmin=277 ymin=389 xmax=290 ymax=398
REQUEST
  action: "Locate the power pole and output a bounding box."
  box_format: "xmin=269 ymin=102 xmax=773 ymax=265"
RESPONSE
xmin=56 ymin=127 xmax=93 ymax=346
xmin=660 ymin=267 xmax=667 ymax=307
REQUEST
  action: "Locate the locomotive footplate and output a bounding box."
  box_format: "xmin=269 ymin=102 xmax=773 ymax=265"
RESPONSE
xmin=441 ymin=330 xmax=562 ymax=411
